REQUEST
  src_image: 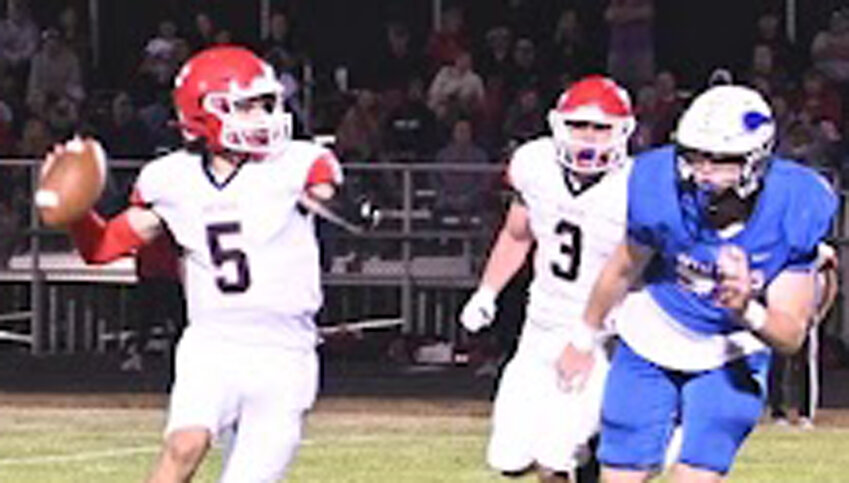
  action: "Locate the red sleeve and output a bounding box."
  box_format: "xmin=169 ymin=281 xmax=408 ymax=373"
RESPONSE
xmin=305 ymin=151 xmax=342 ymax=186
xmin=69 ymin=210 xmax=146 ymax=264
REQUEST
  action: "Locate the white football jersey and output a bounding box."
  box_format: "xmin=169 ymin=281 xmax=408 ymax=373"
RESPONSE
xmin=508 ymin=137 xmax=630 ymax=329
xmin=135 ymin=140 xmax=341 ymax=348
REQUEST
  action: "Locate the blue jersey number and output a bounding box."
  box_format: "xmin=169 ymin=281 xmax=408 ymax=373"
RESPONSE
xmin=206 ymin=222 xmax=252 ymax=293
xmin=551 ymin=219 xmax=583 ymax=281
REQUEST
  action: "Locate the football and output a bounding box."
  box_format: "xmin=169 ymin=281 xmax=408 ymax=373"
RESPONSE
xmin=35 ymin=137 xmax=107 ymax=228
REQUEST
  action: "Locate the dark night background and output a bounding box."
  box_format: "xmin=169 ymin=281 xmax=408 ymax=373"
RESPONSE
xmin=13 ymin=0 xmax=849 ymax=90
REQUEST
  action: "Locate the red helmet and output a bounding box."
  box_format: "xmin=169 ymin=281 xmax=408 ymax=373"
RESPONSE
xmin=172 ymin=45 xmax=291 ymax=155
xmin=547 ymin=76 xmax=635 ymax=173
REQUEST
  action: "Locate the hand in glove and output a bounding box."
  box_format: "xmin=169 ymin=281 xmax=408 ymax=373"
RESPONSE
xmin=459 ymin=287 xmax=497 ymax=333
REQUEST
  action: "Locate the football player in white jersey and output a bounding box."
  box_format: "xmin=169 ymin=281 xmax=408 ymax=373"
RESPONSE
xmin=459 ymin=76 xmax=636 ymax=483
xmin=47 ymin=46 xmax=347 ymax=482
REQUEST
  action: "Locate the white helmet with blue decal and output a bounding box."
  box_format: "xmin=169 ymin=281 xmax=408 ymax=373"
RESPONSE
xmin=675 ymin=85 xmax=775 ymax=198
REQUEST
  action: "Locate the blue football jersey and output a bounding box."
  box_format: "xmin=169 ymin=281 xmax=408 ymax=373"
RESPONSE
xmin=627 ymin=145 xmax=837 ymax=335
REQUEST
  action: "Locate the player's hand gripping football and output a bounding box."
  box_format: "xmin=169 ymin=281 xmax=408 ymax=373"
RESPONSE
xmin=459 ymin=287 xmax=496 ymax=332
xmin=36 ymin=136 xmax=107 ymax=228
xmin=715 ymin=244 xmax=753 ymax=315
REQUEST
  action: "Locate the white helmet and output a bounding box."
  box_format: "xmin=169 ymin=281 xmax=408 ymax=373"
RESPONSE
xmin=675 ymin=85 xmax=775 ymax=197
xmin=548 ymin=76 xmax=635 ymax=174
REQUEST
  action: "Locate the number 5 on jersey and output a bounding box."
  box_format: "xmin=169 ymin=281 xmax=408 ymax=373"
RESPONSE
xmin=206 ymin=222 xmax=251 ymax=293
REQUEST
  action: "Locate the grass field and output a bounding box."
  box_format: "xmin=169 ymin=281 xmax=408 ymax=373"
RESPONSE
xmin=0 ymin=399 xmax=848 ymax=482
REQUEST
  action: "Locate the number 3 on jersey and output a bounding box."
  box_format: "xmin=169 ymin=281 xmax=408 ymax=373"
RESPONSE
xmin=206 ymin=222 xmax=251 ymax=293
xmin=551 ymin=219 xmax=582 ymax=281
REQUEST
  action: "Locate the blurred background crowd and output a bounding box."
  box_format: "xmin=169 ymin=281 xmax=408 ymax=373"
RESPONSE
xmin=0 ymin=0 xmax=847 ymax=231
xmin=1 ymin=0 xmax=849 ymax=378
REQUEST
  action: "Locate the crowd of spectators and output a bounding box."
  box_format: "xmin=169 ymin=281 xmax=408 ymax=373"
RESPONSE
xmin=0 ymin=0 xmax=848 ymax=236
xmin=0 ymin=1 xmax=847 ymax=376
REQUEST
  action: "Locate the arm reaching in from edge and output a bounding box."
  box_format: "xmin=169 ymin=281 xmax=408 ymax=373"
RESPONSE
xmin=297 ymin=182 xmax=380 ymax=235
xmin=739 ymin=270 xmax=817 ymax=355
xmin=296 ymin=150 xmax=379 ymax=235
xmin=815 ymin=243 xmax=839 ymax=324
xmin=460 ymin=201 xmax=534 ymax=333
xmin=557 ymin=240 xmax=653 ymax=390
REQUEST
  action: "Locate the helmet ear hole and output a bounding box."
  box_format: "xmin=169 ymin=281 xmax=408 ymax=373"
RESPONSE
xmin=217 ymin=98 xmax=231 ymax=114
xmin=203 ymin=94 xmax=230 ymax=116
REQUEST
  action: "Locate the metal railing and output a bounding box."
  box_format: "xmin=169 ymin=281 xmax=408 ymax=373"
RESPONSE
xmin=1 ymin=157 xmax=846 ymax=356
xmin=0 ymin=157 xmax=505 ymax=355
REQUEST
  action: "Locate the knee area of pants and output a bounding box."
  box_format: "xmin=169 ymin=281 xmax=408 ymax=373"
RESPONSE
xmin=536 ymin=466 xmax=571 ymax=482
xmin=262 ymin=425 xmax=302 ymax=455
xmin=676 ymin=431 xmax=740 ymax=475
xmin=500 ymin=465 xmax=534 ymax=479
xmin=676 ymin=458 xmax=730 ymax=478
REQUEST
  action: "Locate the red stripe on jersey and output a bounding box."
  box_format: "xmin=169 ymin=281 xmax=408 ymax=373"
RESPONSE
xmin=306 ymin=152 xmax=342 ymax=186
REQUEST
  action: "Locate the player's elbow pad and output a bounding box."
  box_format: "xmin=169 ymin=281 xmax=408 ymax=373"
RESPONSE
xmin=69 ymin=210 xmax=146 ymax=264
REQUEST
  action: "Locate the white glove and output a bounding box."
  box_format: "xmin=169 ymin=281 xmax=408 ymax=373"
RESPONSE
xmin=460 ymin=286 xmax=497 ymax=333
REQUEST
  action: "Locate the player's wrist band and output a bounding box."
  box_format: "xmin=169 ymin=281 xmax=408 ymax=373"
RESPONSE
xmin=571 ymin=321 xmax=603 ymax=352
xmin=741 ymin=302 xmax=767 ymax=331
